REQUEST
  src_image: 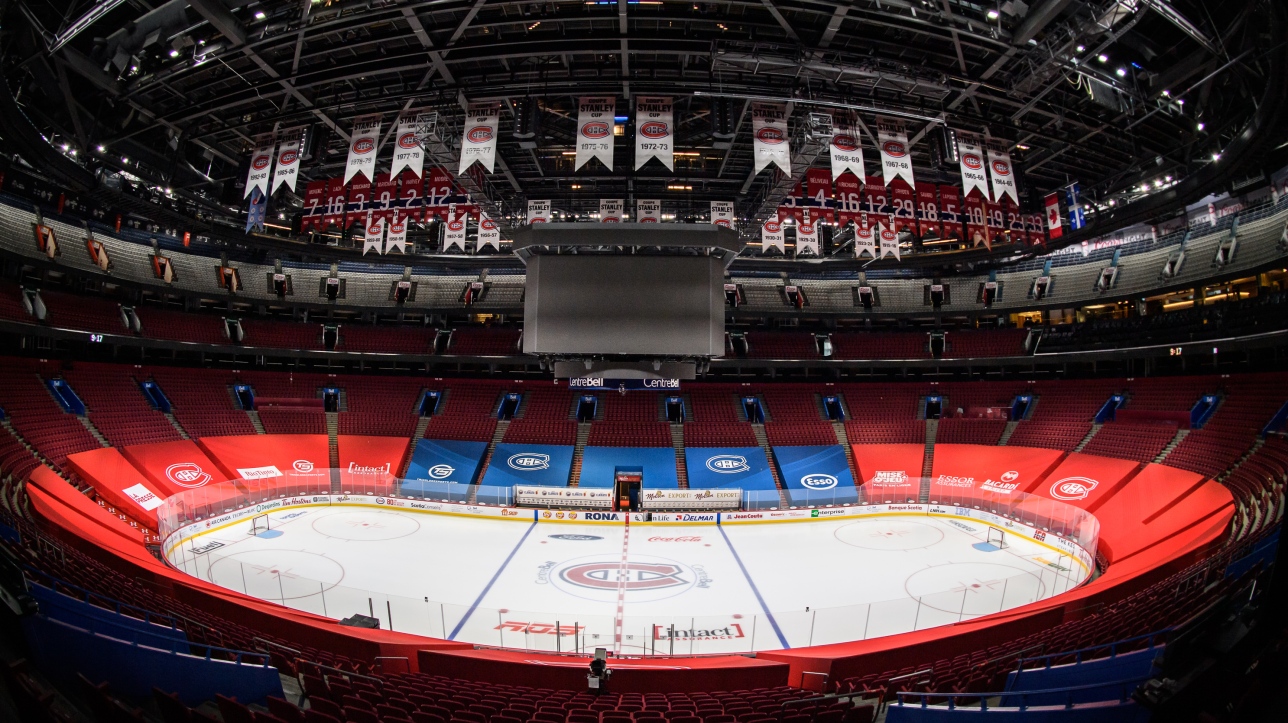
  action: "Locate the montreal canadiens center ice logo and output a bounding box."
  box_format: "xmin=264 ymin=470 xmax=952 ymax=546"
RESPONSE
xmin=165 ymin=462 xmax=211 ymax=488
xmin=706 ymin=455 xmax=749 ymax=474
xmin=552 ymin=554 xmax=698 ymax=602
xmin=801 ymin=474 xmax=838 ymax=490
xmin=1051 ymin=476 xmax=1097 ymax=501
xmin=508 ymin=452 xmax=550 ymax=471
xmin=293 ymin=460 xmax=314 ymax=473
xmin=427 ymin=464 xmax=455 ymax=480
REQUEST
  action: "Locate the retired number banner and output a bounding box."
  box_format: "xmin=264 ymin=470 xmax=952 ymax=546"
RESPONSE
xmin=634 ymin=96 xmax=673 ymax=170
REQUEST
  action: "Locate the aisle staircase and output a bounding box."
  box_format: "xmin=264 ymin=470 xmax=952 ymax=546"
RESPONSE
xmin=568 ymin=422 xmax=591 ymax=487
xmin=163 ymin=412 xmax=190 ymax=440
xmin=1154 ymin=428 xmax=1189 ymax=463
xmin=246 ymin=410 xmax=266 ymax=434
xmin=78 ymin=417 xmax=110 ymax=448
xmin=751 ymin=423 xmax=790 ymax=508
xmin=920 ymin=419 xmax=938 ymax=502
xmin=671 ymin=424 xmax=688 ymax=489
xmin=1074 ymin=423 xmax=1102 ymax=452
xmin=396 ymin=417 xmax=432 ymax=477
xmin=998 ymin=420 xmax=1020 ymax=446
xmin=832 ymin=421 xmax=862 ymax=500
xmin=325 ymin=412 xmax=340 ymax=468
xmin=467 ymin=420 xmax=510 ymax=503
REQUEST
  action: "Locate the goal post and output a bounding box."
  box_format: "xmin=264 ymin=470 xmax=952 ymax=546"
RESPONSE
xmin=249 ymin=514 xmax=270 ymax=536
xmin=986 ymin=527 xmax=1007 ymax=548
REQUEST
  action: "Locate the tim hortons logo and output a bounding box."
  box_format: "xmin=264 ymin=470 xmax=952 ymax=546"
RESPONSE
xmin=963 ymin=154 xmax=984 ymax=170
xmin=251 ymin=155 xmax=271 ymax=170
xmin=398 ymin=132 xmax=419 ymax=149
xmin=832 ymin=134 xmax=859 ymax=152
xmin=165 ymin=462 xmax=211 ymax=488
xmin=559 ymin=562 xmax=688 ymax=591
xmin=581 ymin=122 xmax=611 ymax=139
xmin=756 ymin=127 xmax=786 ymax=144
xmin=640 ymin=122 xmax=669 ymax=139
xmin=1051 ymin=477 xmax=1097 ymax=501
xmin=278 ymin=151 xmax=298 ymax=166
xmin=466 ymin=126 xmax=494 ymax=143
xmin=351 ymin=138 xmax=376 ymax=154
xmin=882 ymin=140 xmax=907 ymax=158
xmin=992 ymin=160 xmax=1011 ymax=176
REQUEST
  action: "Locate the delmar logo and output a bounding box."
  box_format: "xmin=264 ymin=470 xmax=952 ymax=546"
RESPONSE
xmin=508 ymin=452 xmax=551 ymax=471
xmin=165 ymin=462 xmax=211 ymax=488
xmin=1051 ymin=476 xmax=1097 ymax=501
xmin=801 ymin=473 xmax=838 ymax=490
xmin=706 ymin=454 xmax=750 ymax=474
xmin=428 ymin=464 xmax=455 ymax=480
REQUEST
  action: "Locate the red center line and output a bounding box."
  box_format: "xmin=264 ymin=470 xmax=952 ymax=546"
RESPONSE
xmin=613 ymin=515 xmax=630 ymax=654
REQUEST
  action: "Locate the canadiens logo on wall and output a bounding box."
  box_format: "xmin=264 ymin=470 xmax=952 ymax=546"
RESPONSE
xmin=166 ymin=462 xmax=212 ymax=488
xmin=1050 ymin=477 xmax=1097 ymax=501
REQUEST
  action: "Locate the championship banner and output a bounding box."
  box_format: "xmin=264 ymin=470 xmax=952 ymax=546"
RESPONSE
xmin=244 ymin=135 xmax=274 ymax=199
xmin=527 ymin=199 xmax=551 ymax=224
xmin=398 ymin=170 xmax=424 ymax=222
xmin=443 ymin=205 xmax=467 ymax=251
xmin=964 ymin=194 xmax=989 ymax=249
xmin=270 ymin=132 xmax=301 ymax=194
xmin=245 ymin=187 xmax=266 ymax=233
xmin=343 ymin=115 xmax=381 ymax=185
xmin=939 ymin=184 xmax=962 ymax=240
xmin=575 ymin=96 xmax=616 ymax=170
xmin=477 ymin=216 xmax=501 ymax=251
xmin=637 ymin=199 xmax=661 ymax=223
xmin=796 ymin=210 xmax=820 ymax=256
xmin=751 ymin=102 xmax=790 ymax=174
xmin=854 ymin=221 xmax=877 ymax=259
xmin=878 ymin=222 xmax=901 ymax=261
xmin=301 ymin=179 xmax=325 ymax=230
xmin=835 ymin=173 xmax=862 ymax=226
xmin=390 ymin=111 xmax=430 ymax=178
xmin=384 ymin=212 xmax=409 ymax=254
xmin=805 ymin=168 xmax=834 ymax=222
xmin=459 ymin=103 xmax=499 ymax=174
xmin=1045 ymin=193 xmax=1063 ymax=239
xmin=987 ymin=144 xmax=1019 ymax=206
xmin=710 ymin=201 xmax=736 ymax=229
xmin=362 ymin=211 xmax=384 ymax=255
xmin=372 ymin=173 xmax=398 ymax=222
xmin=915 ymin=183 xmax=941 ymax=238
xmin=345 ymin=175 xmax=372 ymax=228
xmin=599 ymin=198 xmax=624 ymax=223
xmin=830 ymin=118 xmax=865 ymax=181
xmin=876 ymin=117 xmax=914 ymax=189
xmin=761 ymin=216 xmax=785 ymax=254
xmin=956 ymin=131 xmax=991 ymax=201
xmin=322 ymin=178 xmax=346 ymax=229
xmin=634 ymin=96 xmax=673 ymax=170
xmin=889 ymin=184 xmax=916 ymax=234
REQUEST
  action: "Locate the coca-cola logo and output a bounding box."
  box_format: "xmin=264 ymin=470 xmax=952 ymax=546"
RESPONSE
xmin=251 ymin=156 xmax=270 ymax=170
xmin=278 ymin=151 xmax=298 ymax=166
xmin=448 ymin=220 xmax=465 ymax=232
xmin=351 ymin=138 xmax=375 ymax=155
xmin=756 ymin=127 xmax=786 ymax=144
xmin=882 ymin=140 xmax=907 ymax=158
xmin=992 ymin=160 xmax=1011 ymax=176
xmin=398 ymin=132 xmax=419 ymax=149
xmin=640 ymin=121 xmax=669 ymax=139
xmin=764 ymin=221 xmax=781 ymax=233
xmin=581 ymin=122 xmax=610 ymax=139
xmin=466 ymin=126 xmax=493 ymax=143
xmin=963 ymin=154 xmax=983 ymax=170
xmin=832 ymin=134 xmax=859 ymax=152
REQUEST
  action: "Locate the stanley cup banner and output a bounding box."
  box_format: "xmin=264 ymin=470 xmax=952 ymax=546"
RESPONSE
xmin=751 ymin=102 xmax=790 ymax=174
xmin=987 ymin=143 xmax=1019 ymax=206
xmin=362 ymin=210 xmax=384 ymax=255
xmin=575 ymin=96 xmax=616 ymax=170
xmin=443 ymin=205 xmax=467 ymax=251
xmin=761 ymin=216 xmax=786 ymax=255
xmin=876 ymin=117 xmax=914 ymax=189
xmin=956 ymin=131 xmax=991 ymax=201
xmin=270 ymin=131 xmax=301 ymax=194
xmin=796 ymin=210 xmax=820 ymax=256
xmin=477 ymin=215 xmax=501 ymax=251
xmin=390 ymin=112 xmax=430 ymax=178
xmin=244 ymin=135 xmax=274 ymax=198
xmin=854 ymin=222 xmax=878 ymax=259
xmin=635 ymin=96 xmax=673 ymax=171
xmin=830 ymin=117 xmax=865 ymax=181
xmin=344 ymin=115 xmax=381 ymax=185
xmin=459 ymin=103 xmax=499 ymax=174
xmin=527 ymin=199 xmax=551 ymax=224
xmin=599 ymin=198 xmax=624 ymax=223
xmin=878 ymin=222 xmax=901 ymax=261
xmin=384 ymin=212 xmax=409 ymax=254
xmin=637 ymin=199 xmax=661 ymax=223
xmin=710 ymin=201 xmax=736 ymax=229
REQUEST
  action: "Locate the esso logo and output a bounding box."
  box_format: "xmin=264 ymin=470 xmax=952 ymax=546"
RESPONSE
xmin=278 ymin=151 xmax=298 ymax=166
xmin=466 ymin=126 xmax=493 ymax=143
xmin=756 ymin=127 xmax=785 ymax=144
xmin=800 ymin=222 xmax=815 ymax=235
xmin=481 ymin=219 xmax=497 ymax=231
xmin=252 ymin=156 xmax=271 ymax=170
xmin=1050 ymin=476 xmax=1097 ymax=501
xmin=581 ymin=122 xmax=610 ymax=139
xmin=992 ymin=160 xmax=1011 ymax=176
xmin=963 ymin=154 xmax=983 ymax=170
xmin=882 ymin=140 xmax=907 ymax=158
xmin=714 ymin=219 xmax=731 ymax=228
xmin=706 ymin=455 xmax=750 ymax=474
xmin=1000 ymin=470 xmax=1019 ymax=483
xmin=832 ymin=134 xmax=859 ymax=152
xmin=801 ymin=474 xmax=839 ymax=490
xmin=165 ymin=462 xmax=211 ymax=488
xmin=293 ymin=460 xmax=314 ymax=473
xmin=398 ymin=132 xmax=419 ymax=149
xmin=508 ymin=453 xmax=550 ymax=470
xmin=764 ymin=221 xmax=781 ymax=233
xmin=352 ymin=138 xmax=376 ymax=155
xmin=448 ymin=220 xmax=465 ymax=232
xmin=428 ymin=464 xmax=455 ymax=480
xmin=640 ymin=121 xmax=669 ymax=138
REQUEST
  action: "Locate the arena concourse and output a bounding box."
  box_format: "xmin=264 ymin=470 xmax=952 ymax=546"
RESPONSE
xmin=1 ymin=2 xmax=1288 ymax=723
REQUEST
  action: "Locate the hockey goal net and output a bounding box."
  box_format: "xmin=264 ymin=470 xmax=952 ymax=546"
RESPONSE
xmin=986 ymin=527 xmax=1008 ymax=548
xmin=248 ymin=514 xmax=270 ymax=536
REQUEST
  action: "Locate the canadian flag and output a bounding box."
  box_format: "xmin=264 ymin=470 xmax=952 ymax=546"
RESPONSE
xmin=1044 ymin=193 xmax=1063 ymax=240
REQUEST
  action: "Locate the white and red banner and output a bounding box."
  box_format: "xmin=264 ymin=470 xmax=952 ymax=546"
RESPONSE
xmin=761 ymin=216 xmax=786 ymax=254
xmin=477 ymin=216 xmax=501 ymax=251
xmin=345 ymin=175 xmax=371 ymax=228
xmin=830 ymin=118 xmax=865 ymax=181
xmin=854 ymin=221 xmax=877 ymax=259
xmin=889 ymin=184 xmax=917 ymax=234
xmin=344 ymin=115 xmax=381 ymax=185
xmin=634 ymin=96 xmax=673 ymax=171
xmin=245 ymin=135 xmax=274 ymax=199
xmin=322 ymin=178 xmax=346 ymax=229
xmin=527 ymin=199 xmax=551 ymax=225
xmin=988 ymin=144 xmax=1019 ymax=206
xmin=710 ymin=201 xmax=736 ymax=229
xmin=796 ymin=210 xmax=820 ymax=256
xmin=939 ymin=184 xmax=962 ymax=239
xmin=751 ymin=102 xmax=790 ymax=174
xmin=390 ymin=112 xmax=429 ymax=179
xmin=459 ymin=103 xmax=499 ymax=175
xmin=362 ymin=211 xmax=384 ymax=255
xmin=836 ymin=173 xmax=862 ymax=226
xmin=1045 ymin=193 xmax=1063 ymax=239
xmin=300 ymin=180 xmax=326 ymax=231
xmin=270 ymin=132 xmax=301 ymax=194
xmin=956 ymin=131 xmax=991 ymax=201
xmin=878 ymin=222 xmax=901 ymax=261
xmin=398 ymin=170 xmax=423 ymax=222
xmin=599 ymin=198 xmax=624 ymax=223
xmin=443 ymin=205 xmax=467 ymax=251
xmin=384 ymin=212 xmax=408 ymax=254
xmin=371 ymin=173 xmax=398 ymax=222
xmin=637 ymin=199 xmax=661 ymax=223
xmin=876 ymin=117 xmax=915 ymax=189
xmin=915 ymin=183 xmax=941 ymax=238
xmin=964 ymin=194 xmax=989 ymax=249
xmin=575 ymin=96 xmax=616 ymax=170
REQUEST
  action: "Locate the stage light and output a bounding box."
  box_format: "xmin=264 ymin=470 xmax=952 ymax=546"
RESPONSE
xmin=1076 ymin=45 xmax=1085 ymax=52
xmin=1115 ymin=67 xmax=1127 ymax=77
xmin=254 ymin=11 xmax=266 ymax=20
xmin=170 ymin=49 xmax=179 ymax=57
xmin=96 ymin=145 xmax=105 ymax=152
xmin=1196 ymin=122 xmax=1205 ymax=131
xmin=1097 ymin=54 xmax=1108 ymax=63
xmin=987 ymin=9 xmax=999 ymax=19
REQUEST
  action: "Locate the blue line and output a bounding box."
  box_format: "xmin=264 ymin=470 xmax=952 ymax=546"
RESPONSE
xmin=717 ymin=525 xmax=790 ymax=650
xmin=449 ymin=520 xmax=537 ymax=640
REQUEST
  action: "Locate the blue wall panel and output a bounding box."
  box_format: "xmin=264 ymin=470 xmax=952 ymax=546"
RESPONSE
xmin=774 ymin=445 xmax=859 ymax=505
xmin=685 ymin=447 xmax=778 ymax=490
xmin=580 ymin=447 xmax=679 ymax=489
xmin=480 ymin=444 xmax=576 ymax=487
xmin=405 ymin=439 xmax=488 ymax=484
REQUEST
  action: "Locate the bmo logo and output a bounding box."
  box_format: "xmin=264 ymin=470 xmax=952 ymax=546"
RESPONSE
xmin=293 ymin=460 xmax=315 ymax=473
xmin=165 ymin=462 xmax=211 ymax=488
xmin=1051 ymin=476 xmax=1097 ymax=501
xmin=706 ymin=455 xmax=750 ymax=474
xmin=963 ymin=154 xmax=984 ymax=171
xmin=508 ymin=453 xmax=551 ymax=471
xmin=428 ymin=464 xmax=455 ymax=480
xmin=801 ymin=474 xmax=838 ymax=490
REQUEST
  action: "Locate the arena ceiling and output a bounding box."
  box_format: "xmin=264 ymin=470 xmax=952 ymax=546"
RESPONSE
xmin=2 ymin=0 xmax=1286 ymax=261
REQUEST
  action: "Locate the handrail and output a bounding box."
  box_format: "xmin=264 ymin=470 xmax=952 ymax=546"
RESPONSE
xmin=39 ymin=612 xmax=272 ymax=667
xmin=1015 ymin=629 xmax=1170 ymax=670
xmin=22 ymin=567 xmax=183 ymax=631
xmin=893 ymin=675 xmax=1152 ymax=711
xmin=297 ymin=659 xmax=385 ymax=690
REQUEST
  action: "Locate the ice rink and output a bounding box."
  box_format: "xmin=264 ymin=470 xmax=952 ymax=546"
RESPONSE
xmin=169 ymin=505 xmax=1089 ymax=654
